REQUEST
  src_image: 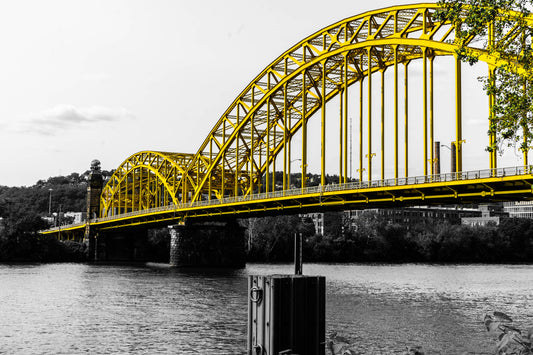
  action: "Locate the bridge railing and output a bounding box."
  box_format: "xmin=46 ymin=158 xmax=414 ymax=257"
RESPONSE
xmin=179 ymin=165 xmax=532 ymax=210
xmin=44 ymin=222 xmax=86 ymax=233
xmin=91 ymin=165 xmax=532 ymax=224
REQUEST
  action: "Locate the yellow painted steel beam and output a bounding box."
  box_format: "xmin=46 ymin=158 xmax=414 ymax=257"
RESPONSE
xmin=394 ymin=45 xmax=399 ymax=180
xmin=321 ymin=59 xmax=327 ymax=187
xmin=360 ymin=69 xmax=364 ymax=183
xmin=343 ymin=53 xmax=348 ymax=184
xmin=423 ymin=47 xmax=428 ymax=176
xmin=524 ymin=80 xmax=529 ymax=166
xmin=367 ymin=47 xmax=373 ymax=181
xmin=381 ymin=68 xmax=385 ymax=181
xmin=301 ymin=67 xmax=307 ymax=191
xmin=430 ymin=54 xmax=435 ymax=175
xmin=404 ymin=61 xmax=409 ymax=178
xmin=455 ymin=55 xmax=463 ymax=173
xmin=339 ymin=66 xmax=344 ymax=184
xmin=489 ymin=65 xmax=495 ymax=170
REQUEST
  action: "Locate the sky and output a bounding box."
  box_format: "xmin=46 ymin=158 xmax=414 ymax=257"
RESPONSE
xmin=0 ymin=0 xmax=525 ymax=187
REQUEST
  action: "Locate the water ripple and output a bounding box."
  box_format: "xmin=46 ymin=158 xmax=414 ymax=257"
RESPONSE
xmin=0 ymin=263 xmax=531 ymax=354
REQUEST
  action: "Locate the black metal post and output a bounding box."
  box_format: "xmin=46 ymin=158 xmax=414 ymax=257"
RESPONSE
xmin=294 ymin=232 xmax=302 ymax=275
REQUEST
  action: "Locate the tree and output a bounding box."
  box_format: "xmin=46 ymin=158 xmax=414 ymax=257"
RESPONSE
xmin=435 ymin=0 xmax=533 ymax=153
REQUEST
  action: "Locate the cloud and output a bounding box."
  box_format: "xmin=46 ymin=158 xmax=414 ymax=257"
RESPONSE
xmin=17 ymin=105 xmax=134 ymax=135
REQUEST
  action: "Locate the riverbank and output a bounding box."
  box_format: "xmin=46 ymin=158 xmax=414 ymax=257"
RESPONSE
xmin=2 ymin=219 xmax=533 ymax=264
xmin=2 ymin=209 xmax=533 ymax=264
xmin=247 ymin=214 xmax=533 ymax=264
xmin=0 ymin=233 xmax=86 ymax=262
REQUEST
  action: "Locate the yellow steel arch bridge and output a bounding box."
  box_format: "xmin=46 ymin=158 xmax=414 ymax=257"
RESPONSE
xmin=45 ymin=3 xmax=533 ymax=237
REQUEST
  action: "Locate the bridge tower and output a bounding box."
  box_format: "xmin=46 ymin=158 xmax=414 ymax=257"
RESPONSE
xmin=84 ymin=159 xmax=103 ymax=261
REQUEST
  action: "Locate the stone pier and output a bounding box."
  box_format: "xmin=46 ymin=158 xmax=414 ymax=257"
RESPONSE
xmin=168 ymin=219 xmax=245 ymax=267
xmin=84 ymin=160 xmax=103 ymax=261
xmin=92 ymin=229 xmax=149 ymax=262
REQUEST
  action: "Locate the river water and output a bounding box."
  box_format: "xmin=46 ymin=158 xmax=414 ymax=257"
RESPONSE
xmin=0 ymin=263 xmax=531 ymax=354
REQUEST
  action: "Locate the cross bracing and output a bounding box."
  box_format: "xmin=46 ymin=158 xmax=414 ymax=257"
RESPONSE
xmin=39 ymin=3 xmax=533 ymax=236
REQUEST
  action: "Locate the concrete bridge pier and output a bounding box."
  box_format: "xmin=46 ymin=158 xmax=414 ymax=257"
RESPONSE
xmin=85 ymin=227 xmax=97 ymax=261
xmin=85 ymin=229 xmax=151 ymax=262
xmin=94 ymin=233 xmax=106 ymax=261
xmin=169 ymin=225 xmax=184 ymax=267
xmin=168 ymin=219 xmax=245 ymax=268
xmin=92 ymin=230 xmax=149 ymax=261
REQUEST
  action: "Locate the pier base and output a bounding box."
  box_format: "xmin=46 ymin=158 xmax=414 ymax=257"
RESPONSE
xmin=85 ymin=229 xmax=149 ymax=262
xmin=168 ymin=219 xmax=245 ymax=267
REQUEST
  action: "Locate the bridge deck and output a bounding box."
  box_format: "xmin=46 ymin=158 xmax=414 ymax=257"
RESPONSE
xmin=42 ymin=166 xmax=533 ymax=234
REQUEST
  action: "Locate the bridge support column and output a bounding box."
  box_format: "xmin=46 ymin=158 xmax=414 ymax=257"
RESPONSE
xmin=85 ymin=227 xmax=97 ymax=262
xmin=85 ymin=230 xmax=110 ymax=262
xmin=169 ymin=225 xmax=184 ymax=267
xmin=83 ymin=160 xmax=103 ymax=262
xmin=94 ymin=233 xmax=107 ymax=261
xmin=168 ymin=219 xmax=245 ymax=268
xmin=89 ymin=230 xmax=149 ymax=262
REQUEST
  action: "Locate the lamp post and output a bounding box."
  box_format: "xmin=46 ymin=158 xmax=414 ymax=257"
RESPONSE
xmin=48 ymin=188 xmax=53 ymax=216
xmin=441 ymin=143 xmax=455 ymax=173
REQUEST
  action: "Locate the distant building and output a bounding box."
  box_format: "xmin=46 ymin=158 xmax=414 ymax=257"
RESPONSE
xmin=503 ymin=201 xmax=533 ymax=219
xmin=302 ymin=205 xmax=487 ymax=236
xmin=42 ymin=211 xmax=85 ymax=227
xmin=303 ymin=213 xmax=325 ymax=235
xmin=345 ymin=206 xmax=482 ymax=230
xmin=64 ymin=212 xmax=84 ymax=224
xmin=461 ymin=203 xmax=507 ymax=226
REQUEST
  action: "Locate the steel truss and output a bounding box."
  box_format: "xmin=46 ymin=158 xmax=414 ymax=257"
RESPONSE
xmin=81 ymin=4 xmax=533 ymax=227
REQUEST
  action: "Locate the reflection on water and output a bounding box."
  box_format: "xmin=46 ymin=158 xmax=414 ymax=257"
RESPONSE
xmin=0 ymin=263 xmax=531 ymax=354
xmin=0 ymin=264 xmax=248 ymax=354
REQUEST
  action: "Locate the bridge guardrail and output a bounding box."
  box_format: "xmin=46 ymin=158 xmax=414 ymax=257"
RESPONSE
xmin=87 ymin=165 xmax=533 ymax=225
xmin=44 ymin=222 xmax=86 ymax=233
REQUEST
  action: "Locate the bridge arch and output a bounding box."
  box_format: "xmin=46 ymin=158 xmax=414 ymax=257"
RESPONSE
xmin=181 ymin=3 xmax=531 ymax=204
xmin=100 ymin=151 xmax=194 ymax=217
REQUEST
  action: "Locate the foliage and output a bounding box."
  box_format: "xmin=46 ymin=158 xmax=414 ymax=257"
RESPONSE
xmin=245 ymin=211 xmax=533 ymax=263
xmin=247 ymin=215 xmax=315 ymax=261
xmin=1 ymin=174 xmax=88 ymax=220
xmin=327 ymin=311 xmax=532 ymax=355
xmin=327 ymin=331 xmax=425 ymax=355
xmin=434 ymin=0 xmax=533 ymax=153
xmin=327 ymin=332 xmax=357 ymax=355
xmin=146 ymin=228 xmax=171 ymax=262
xmin=485 ymin=311 xmax=533 ymax=354
xmin=0 ymin=172 xmax=91 ymax=262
